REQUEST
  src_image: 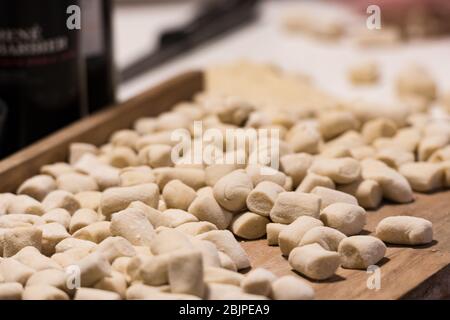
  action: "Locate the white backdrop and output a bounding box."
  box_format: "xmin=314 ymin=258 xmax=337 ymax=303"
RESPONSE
xmin=115 ymin=0 xmax=450 ymax=106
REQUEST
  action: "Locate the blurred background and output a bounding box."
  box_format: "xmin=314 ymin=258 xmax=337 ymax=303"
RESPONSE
xmin=1 ymin=0 xmax=450 ymax=158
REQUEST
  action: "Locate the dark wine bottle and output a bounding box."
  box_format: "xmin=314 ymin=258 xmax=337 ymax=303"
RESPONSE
xmin=81 ymin=0 xmax=115 ymax=113
xmin=0 ymin=0 xmax=87 ymax=158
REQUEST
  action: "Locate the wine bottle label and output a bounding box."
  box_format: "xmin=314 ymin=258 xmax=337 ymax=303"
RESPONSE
xmin=81 ymin=0 xmax=105 ymax=57
xmin=0 ymin=0 xmax=85 ymax=154
xmin=0 ymin=25 xmax=70 ymax=64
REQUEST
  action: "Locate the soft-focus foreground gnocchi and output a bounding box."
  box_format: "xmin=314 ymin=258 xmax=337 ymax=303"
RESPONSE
xmin=1 ymin=61 xmax=448 ymax=300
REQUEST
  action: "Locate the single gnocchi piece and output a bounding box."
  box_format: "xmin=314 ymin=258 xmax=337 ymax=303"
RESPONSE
xmin=106 ymin=146 xmax=138 ymax=168
xmin=22 ymin=285 xmax=69 ymax=300
xmin=74 ymin=288 xmax=121 ymax=300
xmin=26 ymin=269 xmax=71 ymax=294
xmin=119 ymin=166 xmax=155 ymax=187
xmin=168 ymin=249 xmax=205 ymax=298
xmin=162 ymin=179 xmax=197 ymax=211
xmin=55 ymin=237 xmax=97 ymax=253
xmin=311 ymin=186 xmax=358 ymax=210
xmin=299 ymin=226 xmax=346 ymax=251
xmin=100 ymin=183 xmax=160 ymax=218
xmin=278 ymin=216 xmax=324 ymax=256
xmin=127 ymin=254 xmax=170 ymax=286
xmin=217 ymin=252 xmax=237 ymax=272
xmin=75 ymin=191 xmax=102 ymax=211
xmin=296 ymin=172 xmax=335 ymax=193
xmin=42 ymin=190 xmax=81 ymax=214
xmin=270 ymin=275 xmax=315 ymax=300
xmin=216 ymin=96 xmax=254 ymax=126
xmin=348 ymin=60 xmax=379 ymax=85
xmin=139 ymin=144 xmax=174 ymax=168
xmin=246 ymin=181 xmax=284 ymax=217
xmin=12 ymin=246 xmax=61 ymax=271
xmin=188 ymin=193 xmax=233 ymax=230
xmin=42 ymin=208 xmax=72 ymax=230
xmin=360 ymin=159 xmax=414 ymax=203
xmin=110 ymin=129 xmax=140 ymax=149
xmin=69 ymin=142 xmax=98 ymax=165
xmin=418 ymin=135 xmax=449 ymax=161
xmin=399 ymin=162 xmax=445 ymax=192
xmin=96 ymin=236 xmax=136 ymax=262
xmin=175 ymin=221 xmax=218 ymax=237
xmin=337 ymin=179 xmax=382 ymax=209
xmin=309 ymin=157 xmax=361 ymax=184
xmin=429 ymin=145 xmax=450 ymax=162
xmin=130 ymin=201 xmax=197 ymax=229
xmin=338 ymin=236 xmax=386 ymax=269
xmin=280 ymin=153 xmax=313 ymax=187
xmin=0 ymin=258 xmax=35 ymax=285
xmin=197 ymin=230 xmax=250 ymax=270
xmin=191 ymin=239 xmax=221 ymax=268
xmin=74 ymin=252 xmax=112 ymax=287
xmin=376 ymin=216 xmax=433 ymax=245
xmin=56 ymin=172 xmax=99 ymax=194
xmin=94 ymin=271 xmax=128 ymax=298
xmin=74 ymin=154 xmax=120 ymax=190
xmin=205 ymin=163 xmax=243 ymax=187
xmin=2 ymin=227 xmax=42 ymax=257
xmin=245 ymin=164 xmax=287 ymax=188
xmin=375 ymin=148 xmax=415 ymax=169
xmin=0 ymin=214 xmax=44 ymax=229
xmin=153 ymin=167 xmax=206 ymax=190
xmin=51 ymin=247 xmax=92 ymax=268
xmin=318 ymin=111 xmax=359 ymax=140
xmin=72 ymin=221 xmax=112 ymax=243
xmin=135 ymin=131 xmax=178 ymax=150
xmin=288 ymin=243 xmax=341 ymax=280
xmin=286 ymin=122 xmax=321 ymax=154
xmin=396 ymin=64 xmax=437 ymax=102
xmin=110 ymin=207 xmax=156 ymax=247
xmin=69 ymin=209 xmax=99 ymax=234
xmin=37 ymin=222 xmax=71 ymax=256
xmin=0 ymin=282 xmax=24 ymax=300
xmin=40 ymin=162 xmax=76 ymax=179
xmin=0 ymin=193 xmax=15 ymax=214
xmin=241 ymin=268 xmax=276 ymax=297
xmin=320 ymin=203 xmax=367 ymax=236
xmin=151 ymin=229 xmax=193 ymax=255
xmin=230 ymin=211 xmax=270 ymax=240
xmin=17 ymin=175 xmax=57 ymax=201
xmin=204 ymin=266 xmax=244 ymax=287
xmin=266 ymin=223 xmax=287 ymax=246
xmin=270 ymin=192 xmax=321 ymax=224
xmin=213 ymin=169 xmax=253 ymax=213
xmin=7 ymin=195 xmax=45 ymax=216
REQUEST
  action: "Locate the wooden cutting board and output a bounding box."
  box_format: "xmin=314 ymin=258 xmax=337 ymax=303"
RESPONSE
xmin=0 ymin=71 xmax=448 ymax=299
xmin=242 ymin=190 xmax=450 ymax=299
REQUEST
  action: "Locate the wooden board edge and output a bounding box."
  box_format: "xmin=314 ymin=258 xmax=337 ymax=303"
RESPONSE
xmin=0 ymin=70 xmax=204 ymax=193
xmin=401 ymin=263 xmax=450 ymax=299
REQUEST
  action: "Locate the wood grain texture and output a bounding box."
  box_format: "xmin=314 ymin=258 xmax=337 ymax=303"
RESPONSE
xmin=0 ymin=70 xmax=448 ymax=299
xmin=0 ymin=71 xmax=203 ymax=193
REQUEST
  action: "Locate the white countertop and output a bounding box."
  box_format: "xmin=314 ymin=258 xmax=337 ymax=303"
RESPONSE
xmin=115 ymin=0 xmax=450 ymax=105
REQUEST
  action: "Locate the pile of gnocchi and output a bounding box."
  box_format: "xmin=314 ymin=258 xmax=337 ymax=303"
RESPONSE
xmin=0 ymin=62 xmax=448 ymax=300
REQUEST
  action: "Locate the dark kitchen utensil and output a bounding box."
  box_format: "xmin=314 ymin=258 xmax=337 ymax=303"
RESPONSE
xmin=120 ymin=0 xmax=260 ymax=82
